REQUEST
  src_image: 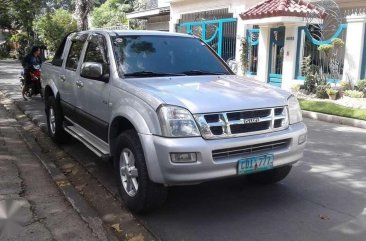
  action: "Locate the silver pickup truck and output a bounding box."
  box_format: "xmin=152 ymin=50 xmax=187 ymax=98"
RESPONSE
xmin=41 ymin=30 xmax=307 ymax=213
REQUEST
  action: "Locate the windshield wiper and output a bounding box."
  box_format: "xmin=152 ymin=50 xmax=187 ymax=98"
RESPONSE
xmin=124 ymin=71 xmax=185 ymax=78
xmin=179 ymin=70 xmax=227 ymax=76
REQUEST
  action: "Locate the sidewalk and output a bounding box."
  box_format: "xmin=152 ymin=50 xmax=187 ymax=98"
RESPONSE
xmin=0 ymin=104 xmax=101 ymax=240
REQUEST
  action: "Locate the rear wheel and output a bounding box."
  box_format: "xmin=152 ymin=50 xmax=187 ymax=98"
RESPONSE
xmin=246 ymin=165 xmax=292 ymax=184
xmin=115 ymin=129 xmax=167 ymax=213
xmin=45 ymin=96 xmax=70 ymax=144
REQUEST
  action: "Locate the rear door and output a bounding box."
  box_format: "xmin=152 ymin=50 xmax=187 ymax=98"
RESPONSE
xmin=61 ymin=33 xmax=88 ymax=121
xmin=77 ymin=33 xmax=111 ymax=143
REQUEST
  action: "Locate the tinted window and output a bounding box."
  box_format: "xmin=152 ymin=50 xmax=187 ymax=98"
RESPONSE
xmin=84 ymin=35 xmax=108 ymax=64
xmin=52 ymin=33 xmax=71 ymax=66
xmin=112 ymin=35 xmax=232 ymax=77
xmin=65 ymin=41 xmax=85 ymax=70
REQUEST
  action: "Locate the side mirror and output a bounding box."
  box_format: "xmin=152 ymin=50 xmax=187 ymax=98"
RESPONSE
xmin=80 ymin=62 xmax=104 ymax=81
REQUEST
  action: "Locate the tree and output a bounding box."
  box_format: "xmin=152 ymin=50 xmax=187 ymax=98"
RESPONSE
xmin=74 ymin=0 xmax=93 ymax=30
xmin=91 ymin=0 xmax=131 ymax=28
xmin=41 ymin=0 xmax=75 ymax=13
xmin=34 ymin=9 xmax=77 ymax=51
xmin=0 ymin=0 xmax=42 ymax=32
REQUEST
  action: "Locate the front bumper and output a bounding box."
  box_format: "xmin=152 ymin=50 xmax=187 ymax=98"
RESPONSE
xmin=140 ymin=122 xmax=307 ymax=185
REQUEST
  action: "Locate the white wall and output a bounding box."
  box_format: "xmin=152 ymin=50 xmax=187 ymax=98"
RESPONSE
xmin=343 ymin=14 xmax=366 ymax=85
xmin=158 ymin=0 xmax=170 ymax=8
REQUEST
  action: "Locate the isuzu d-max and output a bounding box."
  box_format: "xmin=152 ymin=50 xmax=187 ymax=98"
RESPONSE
xmin=41 ymin=30 xmax=307 ymax=213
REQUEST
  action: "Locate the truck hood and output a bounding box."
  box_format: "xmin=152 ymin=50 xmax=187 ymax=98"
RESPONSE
xmin=126 ymin=75 xmax=291 ymax=114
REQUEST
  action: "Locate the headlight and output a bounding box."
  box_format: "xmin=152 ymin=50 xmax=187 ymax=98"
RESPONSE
xmin=157 ymin=105 xmax=200 ymax=137
xmin=288 ymin=95 xmax=303 ymax=124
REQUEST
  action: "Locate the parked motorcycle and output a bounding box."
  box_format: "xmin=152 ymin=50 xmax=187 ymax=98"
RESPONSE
xmin=20 ymin=65 xmax=43 ymax=99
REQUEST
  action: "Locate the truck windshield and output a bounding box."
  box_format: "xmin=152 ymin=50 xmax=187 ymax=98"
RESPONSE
xmin=112 ymin=35 xmax=233 ymax=78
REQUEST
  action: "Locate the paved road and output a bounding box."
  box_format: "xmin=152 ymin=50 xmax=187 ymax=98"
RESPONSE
xmin=1 ymin=60 xmax=366 ymax=241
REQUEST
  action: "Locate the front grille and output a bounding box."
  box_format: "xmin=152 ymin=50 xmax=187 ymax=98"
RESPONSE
xmin=195 ymin=107 xmax=288 ymax=139
xmin=212 ymin=139 xmax=290 ymax=160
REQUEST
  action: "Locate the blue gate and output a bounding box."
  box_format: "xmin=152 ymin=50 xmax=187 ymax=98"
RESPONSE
xmin=268 ymin=26 xmax=285 ymax=87
xmin=295 ymin=24 xmax=347 ymax=82
xmin=178 ymin=18 xmax=237 ymax=59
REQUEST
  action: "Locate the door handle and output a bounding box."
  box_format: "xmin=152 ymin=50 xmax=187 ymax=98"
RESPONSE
xmin=60 ymin=75 xmax=66 ymax=82
xmin=76 ymin=81 xmax=84 ymax=88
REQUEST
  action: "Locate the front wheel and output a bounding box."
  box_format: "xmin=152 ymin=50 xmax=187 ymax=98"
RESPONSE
xmin=45 ymin=96 xmax=70 ymax=144
xmin=246 ymin=165 xmax=292 ymax=185
xmin=115 ymin=129 xmax=167 ymax=213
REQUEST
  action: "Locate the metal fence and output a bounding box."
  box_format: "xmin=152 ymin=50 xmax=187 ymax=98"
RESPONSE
xmin=295 ymin=23 xmax=347 ymax=83
xmin=247 ymin=27 xmax=259 ymax=75
xmin=176 ymin=8 xmax=237 ymax=61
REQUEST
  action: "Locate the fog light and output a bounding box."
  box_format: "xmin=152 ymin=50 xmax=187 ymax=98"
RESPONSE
xmin=170 ymin=153 xmax=197 ymax=163
xmin=298 ymin=134 xmax=307 ymax=144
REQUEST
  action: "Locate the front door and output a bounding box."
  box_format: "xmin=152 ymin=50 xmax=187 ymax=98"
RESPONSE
xmin=77 ymin=33 xmax=110 ymax=143
xmin=268 ymin=26 xmax=285 ymax=87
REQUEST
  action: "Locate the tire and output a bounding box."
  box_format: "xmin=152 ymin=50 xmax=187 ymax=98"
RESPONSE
xmin=246 ymin=165 xmax=292 ymax=185
xmin=26 ymin=88 xmax=31 ymax=97
xmin=45 ymin=96 xmax=70 ymax=144
xmin=114 ymin=129 xmax=167 ymax=213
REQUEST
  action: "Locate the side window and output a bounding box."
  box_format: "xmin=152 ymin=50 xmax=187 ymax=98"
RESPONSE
xmin=65 ymin=41 xmax=85 ymax=71
xmin=83 ymin=35 xmax=109 ymax=76
xmin=84 ymin=41 xmax=107 ymax=64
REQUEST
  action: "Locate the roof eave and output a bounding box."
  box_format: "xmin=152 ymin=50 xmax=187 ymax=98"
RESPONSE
xmin=126 ymin=7 xmax=170 ymax=19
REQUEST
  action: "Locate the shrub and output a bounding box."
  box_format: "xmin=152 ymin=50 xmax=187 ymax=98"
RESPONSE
xmin=302 ymin=55 xmax=322 ymax=93
xmin=332 ymin=38 xmax=345 ymax=48
xmin=356 ymin=79 xmax=366 ymax=91
xmin=34 ymin=9 xmax=77 ymax=52
xmin=318 ymin=44 xmax=333 ymax=56
xmin=316 ymin=84 xmax=331 ymax=99
xmin=344 ymin=90 xmax=364 ymax=98
xmin=326 ymin=88 xmax=338 ymax=96
xmin=339 ymin=80 xmax=352 ymax=90
xmin=291 ymin=84 xmax=301 ymax=93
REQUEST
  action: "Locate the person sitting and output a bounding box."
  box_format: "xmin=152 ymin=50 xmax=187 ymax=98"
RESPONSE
xmin=22 ymin=46 xmax=42 ymax=101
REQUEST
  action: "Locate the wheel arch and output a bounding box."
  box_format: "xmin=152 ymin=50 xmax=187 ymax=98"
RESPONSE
xmin=109 ymin=110 xmax=150 ymax=157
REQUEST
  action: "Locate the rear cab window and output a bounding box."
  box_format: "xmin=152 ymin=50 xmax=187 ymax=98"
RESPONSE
xmin=51 ymin=33 xmax=71 ymax=67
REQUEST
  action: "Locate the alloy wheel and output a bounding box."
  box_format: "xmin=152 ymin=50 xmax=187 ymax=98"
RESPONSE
xmin=119 ymin=148 xmax=139 ymax=197
xmin=49 ymin=107 xmax=56 ymax=135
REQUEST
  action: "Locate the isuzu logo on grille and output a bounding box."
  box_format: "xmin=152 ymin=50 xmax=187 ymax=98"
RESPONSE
xmin=243 ymin=117 xmax=260 ymax=124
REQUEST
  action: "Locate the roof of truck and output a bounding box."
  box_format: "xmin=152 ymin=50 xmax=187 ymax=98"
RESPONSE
xmin=86 ymin=30 xmax=194 ymax=38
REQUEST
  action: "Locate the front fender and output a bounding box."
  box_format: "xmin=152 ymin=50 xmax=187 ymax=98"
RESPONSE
xmin=110 ymin=106 xmax=151 ymax=135
xmin=44 ymin=81 xmax=59 ymax=99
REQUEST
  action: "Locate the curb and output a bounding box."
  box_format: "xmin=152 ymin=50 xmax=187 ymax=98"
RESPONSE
xmin=302 ymin=110 xmax=366 ymax=129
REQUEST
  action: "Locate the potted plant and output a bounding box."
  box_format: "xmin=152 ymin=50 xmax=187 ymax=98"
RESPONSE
xmin=326 ymin=88 xmax=338 ymax=100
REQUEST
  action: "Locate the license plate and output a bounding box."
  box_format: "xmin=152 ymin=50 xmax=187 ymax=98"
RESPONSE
xmin=237 ymin=154 xmax=274 ymax=175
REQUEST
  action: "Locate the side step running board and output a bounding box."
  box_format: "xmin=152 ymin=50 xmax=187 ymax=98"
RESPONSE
xmin=64 ymin=120 xmax=111 ymax=161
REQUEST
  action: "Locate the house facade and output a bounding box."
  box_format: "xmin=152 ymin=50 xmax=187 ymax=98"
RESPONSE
xmin=127 ymin=0 xmax=366 ymax=90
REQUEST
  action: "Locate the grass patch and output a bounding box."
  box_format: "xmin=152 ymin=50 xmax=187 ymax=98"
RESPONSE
xmin=299 ymin=99 xmax=366 ymax=121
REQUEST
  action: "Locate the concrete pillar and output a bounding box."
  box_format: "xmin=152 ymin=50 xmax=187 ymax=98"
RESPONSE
xmin=169 ymin=5 xmax=180 ymax=32
xmin=281 ymin=24 xmax=300 ymax=91
xmin=342 ymin=14 xmax=366 ymax=85
xmin=231 ymin=7 xmax=247 ymax=76
xmin=256 ymin=26 xmax=270 ymax=83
